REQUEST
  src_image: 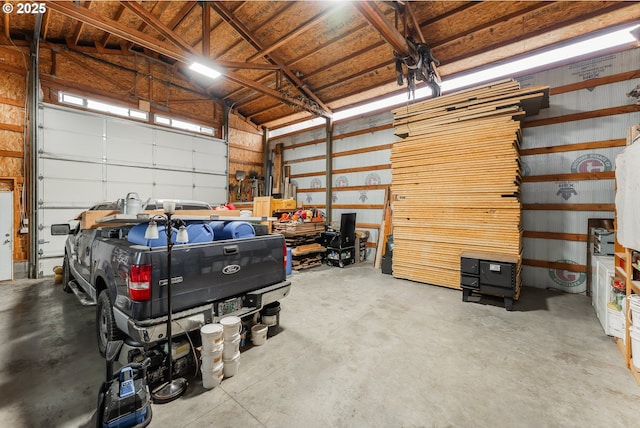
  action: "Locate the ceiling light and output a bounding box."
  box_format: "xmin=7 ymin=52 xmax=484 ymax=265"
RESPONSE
xmin=189 ymin=62 xmax=222 ymax=79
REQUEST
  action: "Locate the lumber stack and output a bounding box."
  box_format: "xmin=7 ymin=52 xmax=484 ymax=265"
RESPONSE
xmin=390 ymin=79 xmax=548 ymax=295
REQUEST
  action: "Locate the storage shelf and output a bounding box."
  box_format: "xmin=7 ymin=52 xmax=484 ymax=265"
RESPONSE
xmin=615 ymin=251 xmax=627 ymax=261
xmin=631 ymin=280 xmax=640 ymax=295
xmin=615 ymin=265 xmax=627 ymax=278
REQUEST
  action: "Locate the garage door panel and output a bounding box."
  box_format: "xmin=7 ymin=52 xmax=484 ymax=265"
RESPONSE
xmin=105 ymin=165 xmax=154 ymax=201
xmin=42 ymin=107 xmax=103 ymax=135
xmin=41 ymin=177 xmax=103 ymax=206
xmin=106 ymin=119 xmax=153 ymax=142
xmin=41 ymin=158 xmax=102 ymax=180
xmin=154 ymin=146 xmax=193 ymax=170
xmin=37 ymin=104 xmax=228 ymax=277
xmin=194 ymin=172 xmax=227 ymax=204
xmin=155 ymin=129 xmax=192 ymax=147
xmin=193 ymin=137 xmax=226 ymax=174
xmin=41 ymin=128 xmax=103 ymax=160
xmin=106 ymin=137 xmax=153 ymax=167
xmin=153 ymin=170 xmax=193 ymax=199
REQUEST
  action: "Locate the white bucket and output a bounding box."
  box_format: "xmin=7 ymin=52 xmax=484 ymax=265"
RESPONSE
xmin=200 ymin=323 xmax=224 ymax=351
xmin=251 ymin=324 xmax=268 ymax=346
xmin=201 ymin=344 xmax=223 ymax=369
xmin=629 ymin=295 xmax=640 ymax=323
xmin=223 ymin=335 xmax=241 ymax=359
xmin=630 ymin=325 xmax=640 ymax=364
xmin=223 ymin=352 xmax=240 ymax=378
xmin=201 ymin=362 xmax=224 ymax=389
xmin=262 ymin=314 xmax=277 ymax=327
xmin=220 ymin=316 xmax=242 ymax=338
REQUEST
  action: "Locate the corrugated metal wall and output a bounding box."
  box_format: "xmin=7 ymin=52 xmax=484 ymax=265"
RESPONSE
xmin=519 ymin=47 xmax=640 ymax=293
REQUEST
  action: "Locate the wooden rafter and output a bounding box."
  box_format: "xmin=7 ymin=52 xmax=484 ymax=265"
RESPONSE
xmin=44 ymin=0 xmax=329 ymax=117
xmin=209 ymin=1 xmax=331 ymax=115
xmin=3 ymin=3 xmax=9 ymax=40
xmin=69 ymin=1 xmax=91 ymax=46
xmin=202 ymin=1 xmax=210 ymax=56
xmin=100 ymin=4 xmax=125 ymax=48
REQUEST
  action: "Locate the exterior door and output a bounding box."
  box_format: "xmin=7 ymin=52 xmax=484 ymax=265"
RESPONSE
xmin=0 ymin=192 xmax=13 ymax=281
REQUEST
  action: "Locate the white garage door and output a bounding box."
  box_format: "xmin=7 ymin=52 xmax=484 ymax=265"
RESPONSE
xmin=36 ymin=104 xmax=228 ymax=277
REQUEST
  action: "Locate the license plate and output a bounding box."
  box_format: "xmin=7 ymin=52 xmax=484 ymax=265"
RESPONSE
xmin=217 ymin=297 xmax=243 ymax=316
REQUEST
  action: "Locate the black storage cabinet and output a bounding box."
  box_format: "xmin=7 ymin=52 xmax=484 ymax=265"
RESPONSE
xmin=460 ymin=252 xmax=518 ymax=311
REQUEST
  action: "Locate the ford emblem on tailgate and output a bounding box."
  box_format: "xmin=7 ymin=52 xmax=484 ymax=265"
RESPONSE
xmin=222 ymin=265 xmax=241 ymax=275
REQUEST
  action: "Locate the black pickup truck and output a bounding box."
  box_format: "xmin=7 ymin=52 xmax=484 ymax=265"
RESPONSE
xmin=52 ymin=209 xmax=291 ymax=363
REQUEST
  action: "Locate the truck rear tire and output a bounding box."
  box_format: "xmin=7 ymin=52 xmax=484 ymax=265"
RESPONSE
xmin=62 ymin=255 xmax=73 ymax=293
xmin=96 ymin=290 xmax=125 ymax=357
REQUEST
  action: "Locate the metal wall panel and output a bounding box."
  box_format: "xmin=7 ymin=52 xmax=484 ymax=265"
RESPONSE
xmin=519 ymin=48 xmax=637 ymax=292
xmin=36 ymin=104 xmax=227 ymax=276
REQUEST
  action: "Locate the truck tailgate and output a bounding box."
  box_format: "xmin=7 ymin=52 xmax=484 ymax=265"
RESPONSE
xmin=147 ymin=234 xmax=286 ymax=317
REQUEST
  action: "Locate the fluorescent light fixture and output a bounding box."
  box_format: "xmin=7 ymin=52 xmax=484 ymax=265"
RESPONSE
xmin=270 ymin=24 xmax=639 ymax=138
xmin=189 ymin=62 xmax=222 ymax=79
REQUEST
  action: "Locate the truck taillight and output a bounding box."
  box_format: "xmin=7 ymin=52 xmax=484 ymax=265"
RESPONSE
xmin=129 ymin=264 xmax=152 ymax=301
xmin=283 ymin=244 xmax=287 ymax=268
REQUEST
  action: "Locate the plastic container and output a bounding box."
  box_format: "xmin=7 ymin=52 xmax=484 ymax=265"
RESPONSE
xmin=223 ymin=334 xmax=241 ymax=359
xmin=185 ymin=222 xmax=215 ymax=243
xmin=211 ymin=221 xmax=256 ymax=240
xmin=261 ymin=301 xmax=281 ymax=337
xmin=201 ymin=362 xmax=224 ymax=389
xmin=127 ymin=223 xmax=177 ymax=247
xmin=631 ymin=325 xmax=640 ymax=364
xmin=629 ymin=295 xmax=640 ymax=323
xmin=251 ymin=324 xmax=268 ymax=346
xmin=223 ymin=352 xmax=240 ymax=378
xmin=286 ymin=247 xmax=292 ymax=275
xmin=200 ymin=323 xmax=224 ymax=351
xmin=201 ymin=345 xmax=223 ymax=369
xmin=220 ymin=316 xmax=242 ymax=338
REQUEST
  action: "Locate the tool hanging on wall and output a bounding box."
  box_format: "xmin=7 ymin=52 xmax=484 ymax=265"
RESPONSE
xmin=235 ymin=170 xmax=246 ymax=201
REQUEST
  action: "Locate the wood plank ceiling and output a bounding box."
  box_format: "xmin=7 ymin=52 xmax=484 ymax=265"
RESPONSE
xmin=2 ymin=1 xmax=639 ymax=130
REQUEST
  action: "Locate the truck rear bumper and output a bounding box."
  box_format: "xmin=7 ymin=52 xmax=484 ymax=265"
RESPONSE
xmin=113 ymin=280 xmax=291 ymax=344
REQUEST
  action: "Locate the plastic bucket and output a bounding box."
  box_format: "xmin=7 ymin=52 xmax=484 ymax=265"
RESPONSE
xmin=223 ymin=335 xmax=241 ymax=359
xmin=201 ymin=345 xmax=223 ymax=369
xmin=201 ymin=362 xmax=224 ymax=389
xmin=127 ymin=223 xmax=178 ymax=247
xmin=200 ymin=323 xmax=224 ymax=351
xmin=629 ymin=295 xmax=640 ymax=323
xmin=261 ymin=301 xmax=281 ymax=337
xmin=218 ymin=221 xmax=256 ymax=240
xmin=220 ymin=316 xmax=242 ymax=338
xmin=251 ymin=324 xmax=268 ymax=346
xmin=286 ymin=247 xmax=292 ymax=275
xmin=223 ymin=352 xmax=240 ymax=378
xmin=631 ymin=326 xmax=640 ymax=366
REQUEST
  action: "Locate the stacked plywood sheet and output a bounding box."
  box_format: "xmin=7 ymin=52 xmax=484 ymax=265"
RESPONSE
xmin=391 ymin=79 xmax=548 ymax=295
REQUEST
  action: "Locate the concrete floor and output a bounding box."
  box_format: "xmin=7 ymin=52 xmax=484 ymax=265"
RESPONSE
xmin=1 ymin=262 xmax=639 ymax=427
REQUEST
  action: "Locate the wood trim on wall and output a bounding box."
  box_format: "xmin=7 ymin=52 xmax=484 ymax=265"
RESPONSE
xmin=523 ymin=231 xmax=587 ymax=242
xmin=523 ymin=104 xmax=640 ymax=128
xmin=522 ymin=171 xmax=615 ymax=183
xmin=523 ymin=203 xmax=614 ymax=211
xmin=520 ymin=138 xmax=626 ymax=156
xmin=550 ymin=69 xmax=640 ymax=96
xmin=522 ymin=258 xmax=586 ymax=273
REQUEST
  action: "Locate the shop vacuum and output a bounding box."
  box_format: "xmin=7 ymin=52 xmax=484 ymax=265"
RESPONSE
xmin=96 ymin=340 xmax=152 ymax=428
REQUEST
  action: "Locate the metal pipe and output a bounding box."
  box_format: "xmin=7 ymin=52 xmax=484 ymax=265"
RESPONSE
xmin=223 ymin=100 xmax=231 ymax=202
xmin=262 ymin=126 xmax=271 ymax=197
xmin=325 ymin=117 xmax=333 ymax=222
xmin=29 ymin=13 xmax=42 ymax=278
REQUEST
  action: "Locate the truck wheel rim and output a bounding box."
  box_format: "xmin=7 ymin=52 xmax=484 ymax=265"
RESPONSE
xmin=99 ymin=305 xmax=108 ymax=345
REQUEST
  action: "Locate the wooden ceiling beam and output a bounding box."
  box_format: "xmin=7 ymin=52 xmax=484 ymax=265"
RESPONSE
xmin=100 ymin=4 xmax=124 ymax=48
xmin=202 ymin=1 xmax=210 ymax=57
xmin=122 ymin=0 xmax=186 ymax=52
xmin=70 ymin=1 xmax=91 ymax=46
xmin=3 ymin=4 xmax=9 ymax=40
xmin=247 ymin=7 xmax=336 ymax=62
xmin=45 ymin=0 xmax=329 ymax=117
xmin=353 ymin=0 xmax=412 ymax=57
xmin=210 ymin=1 xmax=331 ymax=115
